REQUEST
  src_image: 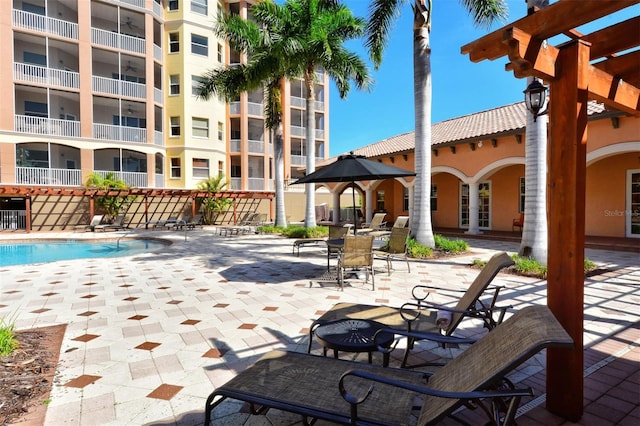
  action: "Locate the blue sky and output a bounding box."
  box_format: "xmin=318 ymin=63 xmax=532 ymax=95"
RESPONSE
xmin=327 ymin=0 xmax=639 ymax=156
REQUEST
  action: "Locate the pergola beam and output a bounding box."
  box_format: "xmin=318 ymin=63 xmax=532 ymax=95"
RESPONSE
xmin=583 ymin=16 xmax=640 ymax=60
xmin=593 ymin=50 xmax=640 ymax=87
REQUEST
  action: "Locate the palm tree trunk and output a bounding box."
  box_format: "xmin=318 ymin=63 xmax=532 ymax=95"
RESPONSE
xmin=519 ymin=0 xmax=549 ymax=264
xmin=304 ymin=71 xmax=317 ymax=228
xmin=410 ymin=1 xmax=435 ymax=248
xmin=273 ymin=122 xmax=287 ymax=227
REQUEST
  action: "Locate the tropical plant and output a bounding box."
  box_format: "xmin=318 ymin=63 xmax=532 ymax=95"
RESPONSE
xmin=364 ymin=0 xmax=508 ymax=247
xmin=84 ymin=172 xmax=134 ymax=221
xmin=0 ymin=313 xmax=19 ymax=357
xmin=197 ymin=175 xmax=233 ymax=224
xmin=200 ymin=0 xmax=370 ymax=229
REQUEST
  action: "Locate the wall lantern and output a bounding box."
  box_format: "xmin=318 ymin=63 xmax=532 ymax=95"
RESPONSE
xmin=523 ymin=78 xmax=548 ymax=122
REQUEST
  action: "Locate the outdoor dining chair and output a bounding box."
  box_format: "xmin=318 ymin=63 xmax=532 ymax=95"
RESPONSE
xmin=373 ymin=226 xmax=411 ymax=275
xmin=337 ymin=234 xmax=376 ymax=290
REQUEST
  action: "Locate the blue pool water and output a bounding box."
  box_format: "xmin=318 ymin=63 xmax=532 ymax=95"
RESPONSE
xmin=0 ymin=239 xmax=168 ymax=267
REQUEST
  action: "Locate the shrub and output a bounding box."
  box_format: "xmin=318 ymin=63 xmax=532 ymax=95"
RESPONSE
xmin=434 ymin=234 xmax=469 ymax=253
xmin=509 ymin=255 xmax=598 ymax=279
xmin=407 ymin=238 xmax=433 ymax=258
xmin=0 ymin=315 xmax=19 ymax=357
xmin=281 ymin=226 xmax=328 ymax=238
xmin=257 ymin=225 xmax=286 ymax=234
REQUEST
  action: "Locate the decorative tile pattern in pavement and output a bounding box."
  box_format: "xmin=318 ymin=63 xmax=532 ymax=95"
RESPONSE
xmin=0 ymin=230 xmax=638 ymax=425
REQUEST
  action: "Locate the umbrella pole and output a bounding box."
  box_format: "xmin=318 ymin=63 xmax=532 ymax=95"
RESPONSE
xmin=352 ymin=180 xmax=357 ymax=235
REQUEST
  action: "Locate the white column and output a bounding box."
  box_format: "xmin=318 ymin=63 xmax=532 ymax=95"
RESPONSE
xmin=332 ymin=191 xmax=340 ymax=225
xmin=466 ymin=182 xmax=482 ymax=235
xmin=365 ymin=188 xmax=373 ymax=223
xmin=408 ymin=185 xmax=414 ymax=223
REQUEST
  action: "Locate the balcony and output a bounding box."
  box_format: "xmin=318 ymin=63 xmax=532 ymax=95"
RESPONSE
xmin=154 ymin=130 xmax=164 ymax=146
xmin=15 ymin=166 xmax=82 ymax=186
xmin=290 ymin=96 xmax=324 ymax=111
xmin=230 ymin=102 xmax=241 ymax=114
xmin=248 ymin=178 xmax=264 ymax=191
xmin=14 ymin=115 xmax=80 ymax=137
xmin=154 ymin=87 xmax=163 ymax=104
xmin=230 ymin=177 xmax=241 ymax=190
xmin=14 ymin=63 xmax=80 ymax=90
xmin=93 ymin=123 xmax=147 ymax=143
xmin=247 ymin=102 xmax=263 ymax=116
xmin=248 ymin=140 xmax=264 ymax=153
xmin=290 ymin=155 xmax=305 ymax=166
xmin=93 ymin=76 xmax=146 ymax=99
xmin=155 ymin=173 xmax=164 ymax=188
xmin=154 ymin=44 xmax=162 ymax=62
xmin=114 ymin=0 xmax=145 ymax=9
xmin=13 ymin=9 xmax=79 ymax=40
xmin=94 ymin=170 xmax=148 ymax=188
xmin=91 ymin=28 xmax=145 ymax=54
xmin=230 ymin=139 xmax=241 ymax=152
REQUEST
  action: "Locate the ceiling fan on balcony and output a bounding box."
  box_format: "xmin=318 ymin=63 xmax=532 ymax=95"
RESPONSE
xmin=124 ymin=16 xmax=139 ymax=30
xmin=126 ymin=104 xmax=137 ymax=115
xmin=125 ymin=61 xmax=137 ymax=72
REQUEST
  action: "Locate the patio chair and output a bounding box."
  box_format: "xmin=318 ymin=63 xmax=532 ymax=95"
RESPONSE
xmin=360 ymin=212 xmax=387 ymax=233
xmin=512 ymin=212 xmax=524 ymax=232
xmin=369 ymin=215 xmax=409 ymax=238
xmin=326 ymin=225 xmax=349 ymax=270
xmin=94 ymin=215 xmax=126 ymax=232
xmin=308 ymin=251 xmax=515 ymax=367
xmin=337 ymin=235 xmax=375 ymax=290
xmin=185 ymin=214 xmax=204 ymax=230
xmin=373 ymin=226 xmax=411 ymax=275
xmin=73 ymin=215 xmax=104 ymax=232
xmin=205 ymin=305 xmax=573 ymax=426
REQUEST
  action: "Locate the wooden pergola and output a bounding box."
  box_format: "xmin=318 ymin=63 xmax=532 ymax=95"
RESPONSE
xmin=462 ymin=0 xmax=640 ymax=420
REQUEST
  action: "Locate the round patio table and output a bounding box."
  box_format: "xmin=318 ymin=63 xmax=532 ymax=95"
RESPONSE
xmin=314 ymin=319 xmax=394 ymax=367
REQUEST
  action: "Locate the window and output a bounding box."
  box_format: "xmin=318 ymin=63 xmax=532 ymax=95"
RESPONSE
xmin=170 ymin=116 xmax=181 ymax=136
xmin=192 ymin=158 xmax=209 ymax=178
xmin=112 ymin=73 xmax=145 ymax=84
xmin=628 ymin=170 xmax=640 ymax=237
xmin=191 ymin=0 xmax=207 ymax=15
xmin=22 ymin=2 xmax=45 ymax=15
xmin=169 ymin=32 xmax=180 ymax=53
xmin=168 ymin=0 xmax=179 ymax=11
xmin=218 ymin=161 xmax=224 ymax=176
xmin=460 ymin=182 xmax=490 ymax=229
xmin=191 ymin=75 xmax=206 ymax=96
xmin=431 ymin=184 xmax=438 ymax=211
xmin=376 ymin=190 xmax=385 ymax=211
xmin=192 ymin=117 xmax=209 ymax=138
xmin=217 ymin=43 xmax=223 ymax=62
xmin=113 ymin=115 xmax=146 ymax=128
xmin=169 ymin=75 xmax=180 ymax=95
xmin=403 ymin=187 xmax=409 ymax=211
xmin=191 ymin=34 xmax=208 ymax=56
xmin=519 ymin=177 xmax=526 ymax=213
xmin=24 ymin=101 xmax=48 ymax=117
xmin=170 ymin=158 xmax=181 ymax=178
xmin=217 ymin=121 xmax=223 ymax=140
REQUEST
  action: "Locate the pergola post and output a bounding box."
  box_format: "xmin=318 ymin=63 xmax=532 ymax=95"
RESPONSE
xmin=546 ymin=39 xmax=589 ymax=421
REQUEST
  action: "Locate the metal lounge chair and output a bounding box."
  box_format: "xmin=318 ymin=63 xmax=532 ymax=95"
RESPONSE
xmin=73 ymin=214 xmax=104 ymax=232
xmin=373 ymin=226 xmax=411 ymax=275
xmin=308 ymin=251 xmax=515 ymax=367
xmin=369 ymin=215 xmax=409 ymax=238
xmin=204 ymin=305 xmax=573 ymax=426
xmin=359 ymin=212 xmax=387 ymax=234
xmin=184 ymin=214 xmax=204 ymax=229
xmin=94 ymin=215 xmax=126 ymax=232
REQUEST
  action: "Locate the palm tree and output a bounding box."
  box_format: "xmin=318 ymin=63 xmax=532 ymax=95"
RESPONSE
xmin=198 ymin=5 xmax=291 ymax=227
xmin=278 ymin=0 xmax=371 ymax=228
xmin=197 ymin=175 xmax=232 ymax=224
xmin=519 ymin=0 xmax=549 ymax=264
xmin=365 ymin=0 xmax=507 ymax=247
xmin=199 ymin=0 xmax=369 ymax=229
xmin=84 ymin=172 xmax=133 ymax=221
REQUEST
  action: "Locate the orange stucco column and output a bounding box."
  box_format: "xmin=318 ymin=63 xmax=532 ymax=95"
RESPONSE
xmin=546 ymin=39 xmax=589 ymax=421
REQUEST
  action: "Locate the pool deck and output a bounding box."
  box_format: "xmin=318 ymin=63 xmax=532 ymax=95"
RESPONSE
xmin=0 ymin=228 xmax=638 ymax=425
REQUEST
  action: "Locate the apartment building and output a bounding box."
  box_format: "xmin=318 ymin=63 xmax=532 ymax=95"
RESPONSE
xmin=0 ymin=0 xmax=329 ymax=193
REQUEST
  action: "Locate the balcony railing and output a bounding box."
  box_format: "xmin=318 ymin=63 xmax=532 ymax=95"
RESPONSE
xmin=91 ymin=27 xmax=146 ymax=54
xmin=290 ymin=154 xmax=305 ymax=166
xmin=229 ymin=102 xmax=241 ymax=114
xmin=13 ymin=9 xmax=79 ymax=39
xmin=247 ymin=102 xmax=263 ymax=116
xmin=230 ymin=177 xmax=241 ymax=190
xmin=92 ymin=76 xmax=146 ymax=99
xmin=153 ymin=0 xmax=162 ymax=16
xmin=154 ymin=130 xmax=164 ymax=146
xmin=290 ymin=96 xmax=324 ymax=111
xmin=154 ymin=87 xmax=163 ymax=104
xmin=248 ymin=140 xmax=264 ymax=153
xmin=0 ymin=210 xmax=27 ymax=230
xmin=14 ymin=63 xmax=80 ymax=89
xmin=95 ymin=170 xmax=148 ymax=188
xmin=15 ymin=166 xmax=82 ymax=186
xmin=155 ymin=173 xmax=164 ymax=188
xmin=93 ymin=123 xmax=147 ymax=143
xmin=115 ymin=0 xmax=145 ymax=9
xmin=14 ymin=115 xmax=80 ymax=137
xmin=230 ymin=139 xmax=241 ymax=152
xmin=154 ymin=43 xmax=162 ymax=62
xmin=248 ymin=178 xmax=264 ymax=191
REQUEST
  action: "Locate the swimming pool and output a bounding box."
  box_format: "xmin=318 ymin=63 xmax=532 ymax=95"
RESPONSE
xmin=0 ymin=238 xmax=169 ymax=267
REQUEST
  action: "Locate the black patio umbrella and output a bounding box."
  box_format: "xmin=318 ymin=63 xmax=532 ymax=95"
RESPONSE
xmin=292 ymin=152 xmax=415 ymax=233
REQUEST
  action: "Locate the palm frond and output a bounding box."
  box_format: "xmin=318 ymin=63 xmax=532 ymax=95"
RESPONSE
xmin=366 ymin=0 xmax=405 ymax=69
xmin=459 ymin=0 xmax=508 ymax=29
